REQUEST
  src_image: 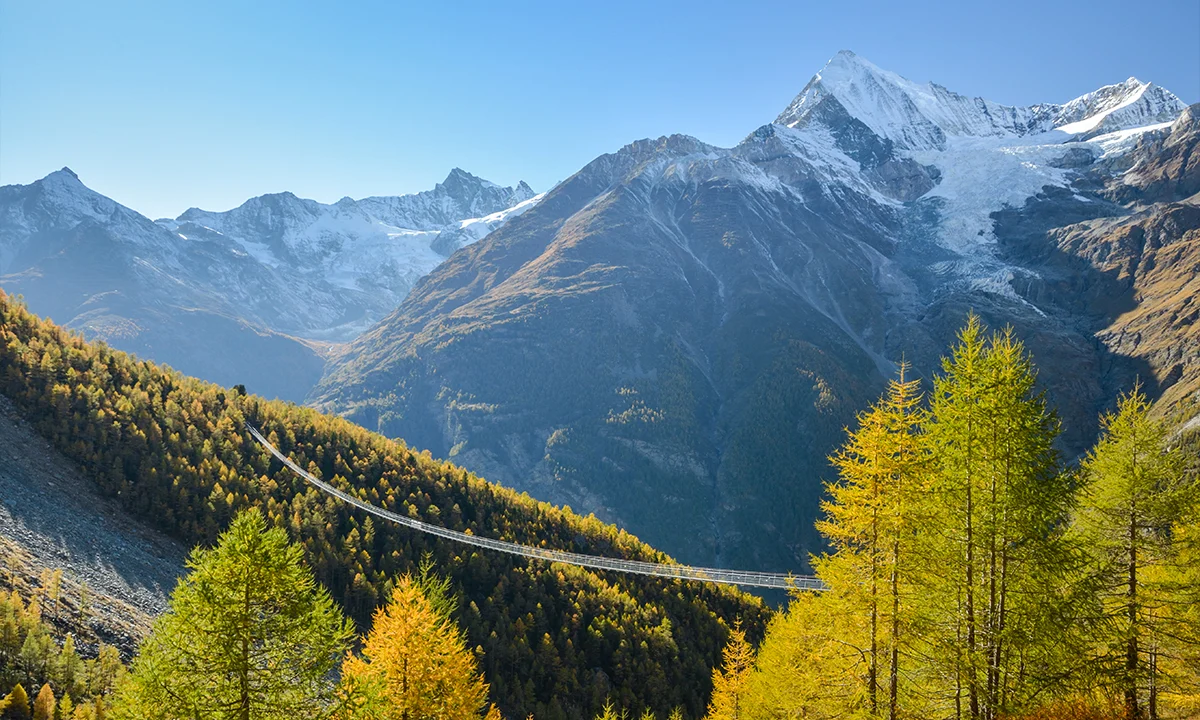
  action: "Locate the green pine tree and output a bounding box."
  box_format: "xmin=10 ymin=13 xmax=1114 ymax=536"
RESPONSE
xmin=111 ymin=510 xmax=354 ymax=720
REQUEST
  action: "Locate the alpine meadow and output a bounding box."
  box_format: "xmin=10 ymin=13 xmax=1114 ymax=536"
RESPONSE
xmin=1 ymin=5 xmax=1199 ymax=720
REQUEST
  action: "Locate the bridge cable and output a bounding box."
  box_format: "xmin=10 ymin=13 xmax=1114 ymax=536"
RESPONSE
xmin=247 ymin=424 xmax=825 ymax=591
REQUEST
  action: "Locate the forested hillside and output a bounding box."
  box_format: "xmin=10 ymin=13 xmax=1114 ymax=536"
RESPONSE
xmin=0 ymin=290 xmax=768 ymax=720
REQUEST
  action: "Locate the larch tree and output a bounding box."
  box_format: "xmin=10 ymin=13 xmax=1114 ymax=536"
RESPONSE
xmin=815 ymin=363 xmax=927 ymax=719
xmin=55 ymin=693 xmax=72 ymax=720
xmin=30 ymin=685 xmax=52 ymax=720
xmin=919 ymin=316 xmax=1077 ymax=720
xmin=2 ymin=684 xmax=30 ymax=720
xmin=111 ymin=509 xmax=354 ymax=720
xmin=736 ymin=590 xmax=861 ymax=719
xmin=1076 ymin=386 xmax=1194 ymax=720
xmin=703 ymin=622 xmax=756 ymax=720
xmin=339 ymin=573 xmax=499 ymax=720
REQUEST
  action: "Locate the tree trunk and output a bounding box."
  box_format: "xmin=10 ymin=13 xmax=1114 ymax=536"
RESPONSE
xmin=955 ymin=606 xmax=964 ymax=720
xmin=994 ymin=542 xmax=1010 ymax=716
xmin=870 ymin=504 xmax=879 ymax=716
xmin=1126 ymin=501 xmax=1139 ymax=720
xmin=889 ymin=539 xmax=900 ymax=720
xmin=1148 ymin=643 xmax=1157 ymax=720
xmin=987 ymin=462 xmax=998 ymax=720
xmin=966 ymin=479 xmax=979 ymax=720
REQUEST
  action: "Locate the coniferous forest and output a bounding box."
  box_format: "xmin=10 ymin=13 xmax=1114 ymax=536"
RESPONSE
xmin=0 ymin=290 xmax=768 ymax=720
xmin=0 ymin=293 xmax=1198 ymax=720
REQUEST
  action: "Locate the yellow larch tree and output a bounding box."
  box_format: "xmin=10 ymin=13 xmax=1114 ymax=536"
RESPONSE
xmin=814 ymin=362 xmax=928 ymax=720
xmin=340 ymin=573 xmax=499 ymax=720
xmin=704 ymin=622 xmax=756 ymax=720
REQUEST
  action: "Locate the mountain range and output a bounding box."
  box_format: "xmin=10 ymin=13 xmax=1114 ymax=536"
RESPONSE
xmin=3 ymin=50 xmax=1197 ymax=576
xmin=311 ymin=51 xmax=1199 ymax=573
xmin=0 ymin=167 xmax=537 ymax=401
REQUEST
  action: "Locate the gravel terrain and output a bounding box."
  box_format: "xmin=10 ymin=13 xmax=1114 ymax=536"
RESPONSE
xmin=0 ymin=394 xmax=186 ymax=655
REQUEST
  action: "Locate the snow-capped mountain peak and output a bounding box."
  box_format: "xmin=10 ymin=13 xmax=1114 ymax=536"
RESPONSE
xmin=0 ymin=167 xmax=176 ymax=272
xmin=42 ymin=166 xmax=83 ymax=185
xmin=1053 ymin=78 xmax=1182 ymax=136
xmin=765 ymin=50 xmax=1191 ymax=299
xmin=776 ymin=51 xmax=1186 ymax=151
xmin=442 ymin=166 xmax=497 ymax=189
xmin=776 ymin=50 xmax=985 ymax=151
xmin=31 ymin=166 xmax=117 ymax=218
xmin=149 ymin=171 xmax=541 ymax=338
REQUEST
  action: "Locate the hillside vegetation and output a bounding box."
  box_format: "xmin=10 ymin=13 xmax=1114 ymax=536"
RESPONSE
xmin=0 ymin=290 xmax=767 ymax=720
xmin=702 ymin=317 xmax=1200 ymax=720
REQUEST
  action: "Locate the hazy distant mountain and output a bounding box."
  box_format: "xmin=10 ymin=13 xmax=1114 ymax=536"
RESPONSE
xmin=313 ymin=51 xmax=1198 ymax=573
xmin=0 ymin=169 xmax=538 ymax=400
xmin=159 ymin=170 xmax=539 ymax=339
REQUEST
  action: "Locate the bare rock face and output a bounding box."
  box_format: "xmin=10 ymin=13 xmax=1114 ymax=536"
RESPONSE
xmin=1050 ymin=202 xmax=1200 ymax=412
xmin=869 ymin=157 xmax=940 ymax=201
xmin=1107 ymin=104 xmax=1200 ymax=204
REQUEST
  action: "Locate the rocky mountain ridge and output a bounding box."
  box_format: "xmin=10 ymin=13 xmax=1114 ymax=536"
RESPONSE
xmin=313 ymin=52 xmax=1199 ymax=574
xmin=0 ymin=168 xmax=539 ymax=400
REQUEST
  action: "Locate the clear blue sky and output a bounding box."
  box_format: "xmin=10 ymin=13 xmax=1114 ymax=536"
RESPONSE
xmin=3 ymin=0 xmax=1198 ymax=220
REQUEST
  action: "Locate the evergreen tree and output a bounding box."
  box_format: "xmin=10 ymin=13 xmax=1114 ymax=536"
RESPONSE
xmin=703 ymin=623 xmax=755 ymax=720
xmin=111 ymin=510 xmax=354 ymax=720
xmin=31 ymin=685 xmax=52 ymax=720
xmin=1076 ymin=386 xmax=1194 ymax=720
xmin=340 ymin=573 xmax=498 ymax=720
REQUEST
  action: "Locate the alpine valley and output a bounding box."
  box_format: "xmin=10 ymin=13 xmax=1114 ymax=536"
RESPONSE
xmin=3 ymin=51 xmax=1198 ymax=579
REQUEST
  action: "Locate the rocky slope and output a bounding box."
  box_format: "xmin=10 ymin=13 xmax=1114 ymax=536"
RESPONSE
xmin=0 ymin=394 xmax=185 ymax=655
xmin=997 ymin=105 xmax=1200 ymax=416
xmin=0 ymin=169 xmax=538 ymax=401
xmin=313 ymin=52 xmax=1197 ymax=574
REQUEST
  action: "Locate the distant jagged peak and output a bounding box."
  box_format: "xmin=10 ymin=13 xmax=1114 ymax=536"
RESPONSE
xmin=441 ymin=166 xmax=499 ymax=190
xmin=44 ymin=166 xmax=82 ymax=183
xmin=0 ymin=168 xmax=177 ymax=267
xmin=355 ymin=169 xmax=537 ymax=230
xmin=30 ymin=166 xmax=89 ymax=195
xmin=173 ymin=169 xmax=535 ymax=229
xmin=22 ymin=166 xmax=122 ymax=222
xmin=1053 ymin=77 xmax=1184 ymax=136
xmin=776 ymin=50 xmax=1186 ymax=150
xmin=177 ymin=190 xmax=299 ymax=219
xmin=432 ymin=166 xmax=534 ymax=206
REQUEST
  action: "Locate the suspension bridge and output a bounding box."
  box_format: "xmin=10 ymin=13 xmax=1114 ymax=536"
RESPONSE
xmin=247 ymin=424 xmax=825 ymax=591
